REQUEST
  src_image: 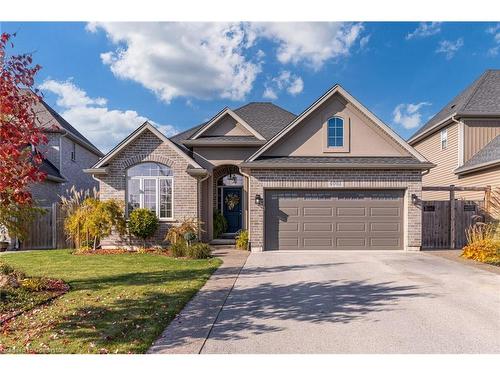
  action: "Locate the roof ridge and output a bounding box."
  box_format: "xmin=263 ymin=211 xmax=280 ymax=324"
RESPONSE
xmin=233 ymin=101 xmax=297 ymax=117
xmin=460 ymin=70 xmax=491 ymax=112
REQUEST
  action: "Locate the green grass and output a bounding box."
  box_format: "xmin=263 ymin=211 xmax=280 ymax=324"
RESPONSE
xmin=0 ymin=250 xmax=221 ymax=354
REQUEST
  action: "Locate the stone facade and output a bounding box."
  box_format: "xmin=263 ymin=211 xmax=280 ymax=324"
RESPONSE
xmin=245 ymin=168 xmax=423 ymax=252
xmin=98 ymin=128 xmax=199 ymax=248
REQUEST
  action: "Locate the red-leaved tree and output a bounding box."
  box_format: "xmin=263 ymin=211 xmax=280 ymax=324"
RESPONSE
xmin=0 ymin=32 xmax=48 ymax=240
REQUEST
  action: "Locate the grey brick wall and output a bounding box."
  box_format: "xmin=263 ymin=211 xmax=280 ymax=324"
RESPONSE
xmin=246 ymin=168 xmax=422 ymax=252
xmin=59 ymin=136 xmax=100 ymax=195
xmin=97 ymin=128 xmax=199 ymax=248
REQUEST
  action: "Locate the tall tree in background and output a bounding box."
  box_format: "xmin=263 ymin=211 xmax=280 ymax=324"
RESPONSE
xmin=0 ymin=32 xmax=47 ymax=240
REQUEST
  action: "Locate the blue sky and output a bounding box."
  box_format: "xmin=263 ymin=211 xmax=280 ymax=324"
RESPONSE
xmin=2 ymin=22 xmax=500 ymax=152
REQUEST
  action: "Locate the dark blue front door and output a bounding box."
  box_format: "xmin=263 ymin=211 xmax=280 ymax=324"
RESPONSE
xmin=222 ymin=187 xmax=242 ymax=233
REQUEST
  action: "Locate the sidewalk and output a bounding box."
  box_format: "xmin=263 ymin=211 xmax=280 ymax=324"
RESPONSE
xmin=147 ymin=247 xmax=249 ymax=354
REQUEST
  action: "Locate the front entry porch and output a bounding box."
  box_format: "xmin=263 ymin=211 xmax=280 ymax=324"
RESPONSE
xmin=207 ymin=165 xmax=248 ymax=242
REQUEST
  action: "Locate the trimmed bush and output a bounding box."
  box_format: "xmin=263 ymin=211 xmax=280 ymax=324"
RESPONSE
xmin=170 ymin=241 xmax=187 ymax=257
xmin=186 ymin=243 xmax=212 ymax=259
xmin=128 ymin=209 xmax=159 ymax=248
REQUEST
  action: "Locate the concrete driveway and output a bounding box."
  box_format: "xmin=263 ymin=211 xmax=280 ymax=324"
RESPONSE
xmin=201 ymin=251 xmax=500 ymax=354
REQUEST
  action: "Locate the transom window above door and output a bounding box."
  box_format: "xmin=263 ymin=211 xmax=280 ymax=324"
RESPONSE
xmin=217 ymin=173 xmax=244 ymax=187
xmin=127 ymin=162 xmax=173 ymax=220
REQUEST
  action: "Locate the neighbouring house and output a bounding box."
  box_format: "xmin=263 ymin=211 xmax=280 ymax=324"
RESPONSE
xmin=31 ymin=95 xmax=103 ymax=206
xmin=86 ymin=84 xmax=434 ymax=252
xmin=409 ymin=69 xmax=500 ymax=200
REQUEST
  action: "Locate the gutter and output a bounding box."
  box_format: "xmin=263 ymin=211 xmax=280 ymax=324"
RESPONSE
xmin=408 ymin=114 xmax=457 ymax=145
xmin=182 ymin=140 xmax=266 ymax=147
xmin=45 ymin=174 xmax=66 ymax=183
xmin=239 ymin=162 xmax=436 ymax=170
xmin=83 ymin=167 xmax=109 ymax=175
xmin=454 ymin=159 xmax=500 ymax=175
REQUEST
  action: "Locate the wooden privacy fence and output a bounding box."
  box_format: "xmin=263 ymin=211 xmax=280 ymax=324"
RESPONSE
xmin=20 ymin=203 xmax=72 ymax=250
xmin=421 ymin=185 xmax=491 ymax=249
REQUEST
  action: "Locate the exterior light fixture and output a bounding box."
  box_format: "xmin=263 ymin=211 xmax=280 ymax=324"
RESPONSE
xmin=255 ymin=194 xmax=263 ymax=205
xmin=411 ymin=194 xmax=419 ymax=205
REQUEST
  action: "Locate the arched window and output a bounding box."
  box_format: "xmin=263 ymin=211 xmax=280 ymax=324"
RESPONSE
xmin=127 ymin=162 xmax=173 ymax=219
xmin=327 ymin=117 xmax=344 ymax=148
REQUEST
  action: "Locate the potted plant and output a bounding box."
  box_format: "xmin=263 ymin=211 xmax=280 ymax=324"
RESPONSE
xmin=0 ymin=226 xmax=9 ymax=252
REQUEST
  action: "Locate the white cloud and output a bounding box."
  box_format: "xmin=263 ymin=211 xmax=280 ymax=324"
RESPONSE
xmin=486 ymin=23 xmax=500 ymax=56
xmin=87 ymin=22 xmax=261 ymax=103
xmin=392 ymin=102 xmax=431 ymax=130
xmin=263 ymin=70 xmax=304 ymax=100
xmin=252 ymin=22 xmax=364 ymax=70
xmin=488 ymin=46 xmax=499 ymax=56
xmin=88 ymin=22 xmax=364 ymax=103
xmin=39 ymin=79 xmax=177 ymax=153
xmin=436 ymin=38 xmax=464 ymax=60
xmin=359 ymin=35 xmax=371 ymax=49
xmin=406 ymin=22 xmax=441 ymax=40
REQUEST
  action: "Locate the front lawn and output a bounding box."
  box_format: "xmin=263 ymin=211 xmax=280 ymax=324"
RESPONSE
xmin=0 ymin=250 xmax=221 ymax=354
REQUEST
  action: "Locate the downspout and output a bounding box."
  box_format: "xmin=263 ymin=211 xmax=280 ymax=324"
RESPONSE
xmin=197 ymin=173 xmax=211 ymax=241
xmin=451 ymin=115 xmax=463 ymax=167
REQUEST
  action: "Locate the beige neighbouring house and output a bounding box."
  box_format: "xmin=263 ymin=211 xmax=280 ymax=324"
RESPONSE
xmin=409 ymin=70 xmax=500 ymax=201
xmin=85 ymin=84 xmax=434 ymax=252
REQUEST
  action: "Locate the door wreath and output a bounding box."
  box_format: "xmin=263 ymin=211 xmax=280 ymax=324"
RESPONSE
xmin=225 ymin=193 xmax=240 ymax=211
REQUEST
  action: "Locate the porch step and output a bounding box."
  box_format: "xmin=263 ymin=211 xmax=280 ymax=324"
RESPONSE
xmin=210 ymin=239 xmax=236 ymax=246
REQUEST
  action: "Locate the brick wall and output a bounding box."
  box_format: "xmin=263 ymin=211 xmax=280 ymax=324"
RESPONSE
xmin=98 ymin=128 xmax=198 ymax=248
xmin=247 ymin=168 xmax=422 ymax=252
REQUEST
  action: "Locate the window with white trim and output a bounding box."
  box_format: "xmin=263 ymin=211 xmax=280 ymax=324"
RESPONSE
xmin=126 ymin=162 xmax=173 ymax=219
xmin=327 ymin=117 xmax=344 ymax=148
xmin=440 ymin=129 xmax=448 ymax=150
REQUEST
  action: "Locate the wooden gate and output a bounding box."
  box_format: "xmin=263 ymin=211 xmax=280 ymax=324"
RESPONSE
xmin=20 ymin=203 xmax=73 ymax=250
xmin=422 ymin=200 xmax=484 ymax=249
xmin=421 ymin=185 xmax=490 ymax=249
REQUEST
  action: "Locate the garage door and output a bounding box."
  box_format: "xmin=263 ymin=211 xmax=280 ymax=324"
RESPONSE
xmin=264 ymin=190 xmax=404 ymax=251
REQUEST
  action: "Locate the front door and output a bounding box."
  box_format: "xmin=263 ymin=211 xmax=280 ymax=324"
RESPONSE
xmin=222 ymin=187 xmax=242 ymax=234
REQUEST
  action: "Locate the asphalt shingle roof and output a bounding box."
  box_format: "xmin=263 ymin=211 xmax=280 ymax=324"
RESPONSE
xmin=410 ymin=70 xmax=500 ymax=141
xmin=169 ymin=102 xmax=296 ymax=148
xmin=24 ymin=89 xmax=102 ymax=155
xmin=455 ymin=135 xmax=500 ymax=174
xmin=233 ymin=102 xmax=297 ymax=140
xmin=40 ymin=158 xmax=64 ymax=180
xmin=242 ymin=156 xmax=430 ymax=168
xmin=182 ymin=135 xmax=265 ymax=145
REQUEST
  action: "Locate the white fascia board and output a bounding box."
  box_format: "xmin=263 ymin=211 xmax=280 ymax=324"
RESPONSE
xmin=191 ymin=108 xmax=265 ymax=141
xmin=93 ymin=122 xmax=202 ymax=169
xmin=248 ymin=85 xmax=428 ymax=163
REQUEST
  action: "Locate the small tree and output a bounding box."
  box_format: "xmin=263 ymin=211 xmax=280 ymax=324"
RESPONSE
xmin=64 ymin=198 xmax=126 ymax=250
xmin=1 ymin=32 xmax=49 ymax=240
xmin=128 ymin=209 xmax=159 ymax=249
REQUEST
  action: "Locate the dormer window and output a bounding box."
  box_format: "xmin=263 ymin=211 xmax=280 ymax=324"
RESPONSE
xmin=327 ymin=117 xmax=344 ymax=148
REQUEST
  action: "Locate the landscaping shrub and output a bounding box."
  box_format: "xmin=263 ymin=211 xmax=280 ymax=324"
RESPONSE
xmin=65 ymin=198 xmax=126 ymax=250
xmin=165 ymin=217 xmax=202 ymax=245
xmin=235 ymin=230 xmax=249 ymax=250
xmin=462 ymin=239 xmax=500 ymax=262
xmin=20 ymin=277 xmax=46 ymax=292
xmin=128 ymin=208 xmax=159 ymax=248
xmin=186 ymin=243 xmax=212 ymax=259
xmin=213 ymin=210 xmax=227 ymax=239
xmin=170 ymin=241 xmax=187 ymax=257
